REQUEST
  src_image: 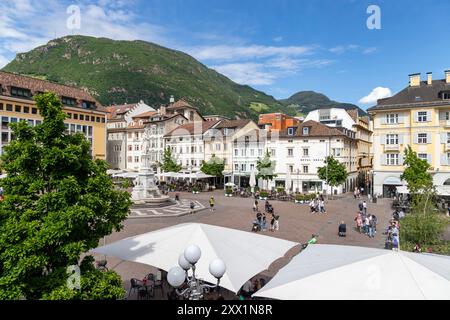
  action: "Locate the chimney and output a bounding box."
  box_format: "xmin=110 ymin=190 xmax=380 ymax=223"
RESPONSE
xmin=169 ymin=95 xmax=175 ymax=104
xmin=427 ymin=72 xmax=432 ymax=85
xmin=446 ymin=70 xmax=450 ymax=84
xmin=409 ymin=73 xmax=421 ymax=87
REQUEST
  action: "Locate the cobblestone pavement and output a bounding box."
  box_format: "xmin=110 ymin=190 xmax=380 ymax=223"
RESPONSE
xmin=129 ymin=200 xmax=205 ymax=218
xmin=93 ymin=191 xmax=394 ymax=299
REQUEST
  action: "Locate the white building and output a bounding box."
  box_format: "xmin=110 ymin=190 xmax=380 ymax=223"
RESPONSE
xmin=266 ymin=120 xmax=358 ymax=194
xmin=165 ymin=121 xmax=220 ymax=171
xmin=106 ymin=101 xmax=156 ymax=170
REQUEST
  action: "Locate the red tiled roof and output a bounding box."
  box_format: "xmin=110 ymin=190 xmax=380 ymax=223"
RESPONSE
xmin=133 ymin=111 xmax=158 ymax=119
xmin=0 ymin=71 xmax=102 ymax=109
xmin=167 ymin=99 xmax=199 ymax=110
xmin=215 ymin=119 xmax=251 ymax=129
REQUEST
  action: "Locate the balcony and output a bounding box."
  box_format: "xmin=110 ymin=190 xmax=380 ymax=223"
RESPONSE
xmin=384 ymin=145 xmax=400 ymax=152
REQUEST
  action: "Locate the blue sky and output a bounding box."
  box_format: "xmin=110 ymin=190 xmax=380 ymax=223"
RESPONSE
xmin=0 ymin=0 xmax=449 ymax=109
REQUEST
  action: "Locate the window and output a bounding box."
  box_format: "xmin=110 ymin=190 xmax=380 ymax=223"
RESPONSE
xmin=61 ymin=96 xmax=76 ymax=106
xmin=442 ymin=92 xmax=450 ymax=100
xmin=235 ymin=164 xmax=239 ymax=171
xmin=386 ymin=114 xmax=399 ymax=124
xmin=418 ymin=133 xmax=428 ymax=144
xmin=288 ymin=127 xmax=295 ymax=136
xmin=303 ymin=166 xmax=309 ymax=174
xmin=135 ymin=145 xmax=139 ymax=151
xmin=135 ymin=156 xmax=139 ymax=163
xmin=386 ymin=153 xmax=399 ymax=166
xmin=234 ymin=149 xmax=238 ymax=156
xmin=128 ymin=145 xmax=132 ymax=151
xmin=418 ymin=111 xmax=428 ymax=122
xmin=128 ymin=156 xmax=132 ymax=163
xmin=387 ymin=134 xmax=399 ymax=145
xmin=215 ymin=144 xmax=221 ymax=151
xmin=287 ymin=148 xmax=294 ymax=157
xmin=15 ymin=105 xmax=21 ymax=112
xmin=332 ymin=148 xmax=342 ymax=157
xmin=303 ymin=148 xmax=309 ymax=157
xmin=6 ymin=104 xmax=13 ymax=112
xmin=303 ymin=127 xmax=309 ymax=136
xmin=289 ymin=165 xmax=294 ymax=173
xmin=271 ymin=149 xmax=276 ymax=157
xmin=250 ymin=149 xmax=255 ymax=156
xmin=80 ymin=114 xmax=84 ymax=121
xmin=101 ymin=118 xmax=105 ymax=123
xmin=418 ymin=154 xmax=428 ymax=161
xmin=11 ymin=87 xmax=31 ymax=98
xmin=2 ymin=117 xmax=9 ymax=130
xmin=0 ymin=103 xmax=3 ymax=110
xmin=22 ymin=106 xmax=29 ymax=114
xmin=96 ymin=117 xmax=101 ymax=123
xmin=82 ymin=101 xmax=95 ymax=109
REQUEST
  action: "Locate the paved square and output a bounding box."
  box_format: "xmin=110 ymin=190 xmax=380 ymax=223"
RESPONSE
xmin=94 ymin=191 xmax=393 ymax=299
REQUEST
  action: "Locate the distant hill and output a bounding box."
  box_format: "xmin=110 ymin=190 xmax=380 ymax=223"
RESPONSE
xmin=3 ymin=35 xmax=293 ymax=120
xmin=280 ymin=91 xmax=367 ymax=116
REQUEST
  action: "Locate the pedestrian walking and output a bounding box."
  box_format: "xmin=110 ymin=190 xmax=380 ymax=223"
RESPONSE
xmin=270 ymin=214 xmax=275 ymax=232
xmin=319 ymin=199 xmax=326 ymax=214
xmin=355 ymin=213 xmax=363 ymax=233
xmin=209 ymin=196 xmax=215 ymax=212
xmin=273 ymin=215 xmax=280 ymax=231
xmin=189 ymin=201 xmax=195 ymax=215
xmin=253 ymin=200 xmax=259 ymax=212
xmin=363 ymin=201 xmax=367 ymax=215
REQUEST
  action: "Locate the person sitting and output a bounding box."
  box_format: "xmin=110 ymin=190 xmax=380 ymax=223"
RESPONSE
xmin=338 ymin=221 xmax=347 ymax=237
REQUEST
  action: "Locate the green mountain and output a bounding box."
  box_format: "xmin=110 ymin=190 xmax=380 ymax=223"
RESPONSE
xmin=3 ymin=35 xmax=292 ymax=120
xmin=280 ymin=91 xmax=366 ymax=116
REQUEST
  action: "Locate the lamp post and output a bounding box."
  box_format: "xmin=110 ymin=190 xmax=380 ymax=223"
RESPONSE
xmin=167 ymin=245 xmax=226 ymax=300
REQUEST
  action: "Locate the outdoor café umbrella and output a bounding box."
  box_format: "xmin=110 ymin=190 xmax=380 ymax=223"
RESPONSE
xmin=254 ymin=244 xmax=450 ymax=300
xmin=91 ymin=223 xmax=298 ymax=293
xmin=249 ymin=170 xmax=257 ymax=193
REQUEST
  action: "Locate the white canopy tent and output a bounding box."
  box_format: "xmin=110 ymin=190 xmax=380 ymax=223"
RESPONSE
xmin=396 ymin=185 xmax=450 ymax=197
xmin=249 ymin=170 xmax=257 ymax=193
xmin=254 ymin=244 xmax=450 ymax=300
xmin=112 ymin=172 xmax=140 ymax=179
xmin=91 ymin=223 xmax=298 ymax=293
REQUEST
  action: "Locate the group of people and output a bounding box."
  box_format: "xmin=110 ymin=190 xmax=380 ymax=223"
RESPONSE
xmin=384 ymin=211 xmax=402 ymax=251
xmin=252 ymin=200 xmax=279 ymax=232
xmin=354 ymin=200 xmax=378 ymax=238
xmin=309 ymin=195 xmax=326 ymax=214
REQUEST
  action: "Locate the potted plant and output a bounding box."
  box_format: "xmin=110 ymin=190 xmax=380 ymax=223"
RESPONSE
xmin=277 ymin=187 xmax=285 ymax=194
xmin=225 ymin=187 xmax=233 ymax=197
xmin=295 ymin=194 xmax=304 ymax=204
xmin=259 ymin=191 xmax=269 ymax=200
xmin=192 ymin=186 xmax=200 ymax=194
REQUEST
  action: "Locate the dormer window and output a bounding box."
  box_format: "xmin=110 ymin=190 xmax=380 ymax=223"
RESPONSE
xmin=443 ymin=92 xmax=450 ymax=100
xmin=82 ymin=101 xmax=96 ymax=109
xmin=303 ymin=127 xmax=310 ymax=136
xmin=287 ymin=127 xmax=295 ymax=136
xmin=11 ymin=86 xmax=31 ymax=98
xmin=61 ymin=96 xmax=77 ymax=106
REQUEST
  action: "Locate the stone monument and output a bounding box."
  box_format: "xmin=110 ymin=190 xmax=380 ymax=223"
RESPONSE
xmin=131 ymin=128 xmax=172 ymax=206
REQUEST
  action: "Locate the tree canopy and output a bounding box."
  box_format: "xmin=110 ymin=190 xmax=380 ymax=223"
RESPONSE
xmin=317 ymin=156 xmax=348 ymax=194
xmin=257 ymin=150 xmax=277 ymax=181
xmin=0 ymin=92 xmax=131 ymax=300
xmin=201 ymin=155 xmax=225 ymax=178
xmin=160 ymin=148 xmax=182 ymax=173
xmin=401 ymin=146 xmax=434 ymax=193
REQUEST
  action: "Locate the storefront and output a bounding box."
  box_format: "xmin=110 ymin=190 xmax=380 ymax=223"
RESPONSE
xmin=383 ymin=176 xmax=403 ymax=198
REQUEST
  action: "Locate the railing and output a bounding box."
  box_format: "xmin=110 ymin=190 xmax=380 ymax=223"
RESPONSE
xmin=384 ymin=144 xmax=400 ymax=152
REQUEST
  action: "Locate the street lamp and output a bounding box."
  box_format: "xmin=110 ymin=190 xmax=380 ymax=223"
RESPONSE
xmin=167 ymin=245 xmax=226 ymax=300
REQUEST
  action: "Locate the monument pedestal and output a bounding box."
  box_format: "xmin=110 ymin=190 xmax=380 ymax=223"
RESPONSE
xmin=131 ymin=166 xmax=171 ymax=206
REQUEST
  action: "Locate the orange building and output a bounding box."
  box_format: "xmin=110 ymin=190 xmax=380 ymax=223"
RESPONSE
xmin=258 ymin=113 xmax=300 ymax=131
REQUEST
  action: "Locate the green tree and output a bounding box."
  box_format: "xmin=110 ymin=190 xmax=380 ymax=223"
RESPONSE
xmin=317 ymin=156 xmax=348 ymax=198
xmin=0 ymin=93 xmax=131 ymax=300
xmin=160 ymin=148 xmax=182 ymax=173
xmin=201 ymin=155 xmax=225 ymax=187
xmin=257 ymin=150 xmax=277 ymax=190
xmin=201 ymin=155 xmax=225 ymax=178
xmin=399 ymin=146 xmax=448 ymax=248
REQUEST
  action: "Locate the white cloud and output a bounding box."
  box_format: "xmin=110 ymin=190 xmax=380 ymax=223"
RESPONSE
xmin=0 ymin=54 xmax=9 ymax=68
xmin=212 ymin=63 xmax=276 ymax=86
xmin=273 ymin=36 xmax=283 ymax=43
xmin=330 ymin=45 xmax=377 ymax=55
xmin=187 ymin=44 xmax=315 ymax=61
xmin=363 ymin=47 xmax=377 ymax=54
xmin=359 ymin=87 xmax=392 ymax=104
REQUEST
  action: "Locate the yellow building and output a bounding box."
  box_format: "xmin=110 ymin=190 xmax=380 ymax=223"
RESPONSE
xmin=0 ymin=71 xmax=107 ymax=159
xmin=368 ymin=70 xmax=450 ymax=197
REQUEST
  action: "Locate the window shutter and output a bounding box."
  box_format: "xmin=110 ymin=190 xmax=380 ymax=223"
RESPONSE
xmin=398 ymin=114 xmax=404 ymax=124
xmin=380 ymin=135 xmax=387 ymax=145
xmin=427 ymin=154 xmax=432 ymax=165
xmin=441 ymin=132 xmax=447 ymax=144
xmin=439 ymin=112 xmax=447 ymax=121
xmin=426 ymin=111 xmax=432 ymax=122
xmin=413 ymin=133 xmax=419 ymax=144
xmin=427 ymin=133 xmax=432 ymax=144
xmin=398 ymin=135 xmax=404 ymax=145
xmin=414 ymin=112 xmax=419 ymax=123
xmin=380 ymin=116 xmax=387 ymax=125
xmin=441 ymin=154 xmax=448 ymax=166
xmin=381 ymin=154 xmax=387 ymax=166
